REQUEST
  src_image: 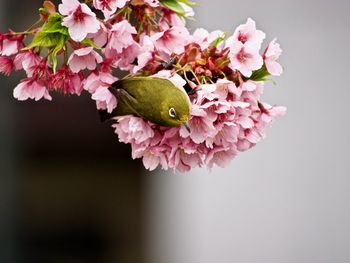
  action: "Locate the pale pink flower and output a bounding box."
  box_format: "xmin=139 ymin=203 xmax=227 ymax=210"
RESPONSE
xmin=168 ymin=145 xmax=203 ymax=172
xmin=205 ymin=147 xmax=237 ymax=169
xmin=14 ymin=50 xmax=41 ymax=74
xmin=228 ymin=41 xmax=263 ymax=77
xmin=264 ymin=38 xmax=283 ymax=76
xmin=13 ymin=78 xmax=52 ymax=101
xmin=232 ymin=18 xmax=265 ymax=48
xmin=141 ymin=146 xmax=169 ymax=171
xmin=91 ymin=86 xmax=118 ymax=113
xmin=133 ymin=36 xmax=155 ymax=73
xmin=111 ymin=42 xmax=141 ymax=71
xmin=1 ymin=39 xmax=18 ymax=56
xmin=83 ymin=71 xmax=117 ymax=94
xmin=0 ymin=56 xmax=14 ymax=76
xmin=88 ymin=22 xmax=108 ymax=48
xmin=184 ymin=105 xmax=217 ymax=144
xmin=107 ymin=20 xmax=136 ymax=53
xmin=206 ymin=123 xmax=239 ymax=149
xmin=83 ymin=71 xmax=118 ymax=112
xmin=151 ymin=26 xmax=190 ymax=55
xmin=113 ymin=116 xmax=155 ymax=145
xmin=93 ymin=0 xmax=129 ymax=20
xmin=59 ymin=0 xmax=100 ymax=42
xmin=68 ymin=47 xmax=103 ymax=73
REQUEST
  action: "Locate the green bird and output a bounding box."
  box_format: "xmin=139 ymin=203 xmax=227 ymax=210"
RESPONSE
xmin=100 ymin=77 xmax=191 ymax=128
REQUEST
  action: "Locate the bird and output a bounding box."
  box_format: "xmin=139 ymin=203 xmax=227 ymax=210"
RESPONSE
xmin=100 ymin=76 xmax=191 ymax=129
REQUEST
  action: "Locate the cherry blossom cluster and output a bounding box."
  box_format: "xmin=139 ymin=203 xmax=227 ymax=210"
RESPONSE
xmin=0 ymin=0 xmax=285 ymax=172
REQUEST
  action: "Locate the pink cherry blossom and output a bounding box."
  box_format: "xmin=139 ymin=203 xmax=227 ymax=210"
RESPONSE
xmin=88 ymin=22 xmax=108 ymax=48
xmin=264 ymin=38 xmax=283 ymax=76
xmin=1 ymin=39 xmax=18 ymax=56
xmin=205 ymin=147 xmax=237 ymax=169
xmin=228 ymin=41 xmax=263 ymax=77
xmin=59 ymin=0 xmax=100 ymax=42
xmin=111 ymin=42 xmax=141 ymax=71
xmin=168 ymin=145 xmax=203 ymax=172
xmin=151 ymin=26 xmax=190 ymax=55
xmin=13 ymin=78 xmax=52 ymax=101
xmin=232 ymin=18 xmax=265 ymax=48
xmin=93 ymin=0 xmax=129 ymax=20
xmin=133 ymin=36 xmax=155 ymax=73
xmin=141 ymin=145 xmax=170 ymax=171
xmin=0 ymin=56 xmax=14 ymax=76
xmin=83 ymin=71 xmax=118 ymax=112
xmin=0 ymin=34 xmax=24 ymax=56
xmin=14 ymin=50 xmax=41 ymax=74
xmin=68 ymin=47 xmax=103 ymax=73
xmin=83 ymin=71 xmax=117 ymax=94
xmin=91 ymin=86 xmax=118 ymax=113
xmin=107 ymin=20 xmax=137 ymax=53
xmin=113 ymin=116 xmax=155 ymax=145
xmin=184 ymin=105 xmax=217 ymax=144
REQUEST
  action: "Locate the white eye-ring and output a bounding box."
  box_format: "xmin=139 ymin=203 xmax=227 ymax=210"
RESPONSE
xmin=169 ymin=108 xmax=177 ymax=118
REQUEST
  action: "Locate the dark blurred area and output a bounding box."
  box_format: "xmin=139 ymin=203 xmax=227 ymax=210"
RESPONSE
xmin=0 ymin=1 xmax=145 ymax=262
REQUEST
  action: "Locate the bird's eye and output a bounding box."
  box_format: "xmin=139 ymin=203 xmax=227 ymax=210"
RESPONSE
xmin=169 ymin=108 xmax=177 ymax=118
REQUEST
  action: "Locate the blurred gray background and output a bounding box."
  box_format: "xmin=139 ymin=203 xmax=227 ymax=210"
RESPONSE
xmin=1 ymin=0 xmax=350 ymax=263
xmin=146 ymin=1 xmax=350 ymax=263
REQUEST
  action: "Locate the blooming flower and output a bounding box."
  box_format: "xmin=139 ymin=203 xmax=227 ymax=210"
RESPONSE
xmin=107 ymin=20 xmax=137 ymax=53
xmin=264 ymin=38 xmax=283 ymax=76
xmin=68 ymin=47 xmax=103 ymax=73
xmin=168 ymin=145 xmax=203 ymax=172
xmin=114 ymin=116 xmax=155 ymax=145
xmin=91 ymin=86 xmax=118 ymax=113
xmin=88 ymin=22 xmax=108 ymax=48
xmin=83 ymin=71 xmax=118 ymax=113
xmin=205 ymin=147 xmax=237 ymax=169
xmin=151 ymin=26 xmax=190 ymax=55
xmin=93 ymin=0 xmax=129 ymax=20
xmin=13 ymin=78 xmax=52 ymax=101
xmin=228 ymin=41 xmax=263 ymax=77
xmin=111 ymin=42 xmax=141 ymax=71
xmin=59 ymin=0 xmax=100 ymax=42
xmin=0 ymin=34 xmax=24 ymax=56
xmin=14 ymin=50 xmax=41 ymax=74
xmin=231 ymin=18 xmax=265 ymax=48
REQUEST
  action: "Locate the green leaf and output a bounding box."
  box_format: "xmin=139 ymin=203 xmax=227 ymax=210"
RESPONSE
xmin=24 ymin=13 xmax=69 ymax=73
xmin=249 ymin=65 xmax=271 ymax=81
xmin=160 ymin=0 xmax=186 ymax=15
xmin=51 ymin=36 xmax=66 ymax=73
xmin=25 ymin=13 xmax=68 ymax=50
xmin=40 ymin=13 xmax=68 ymax=35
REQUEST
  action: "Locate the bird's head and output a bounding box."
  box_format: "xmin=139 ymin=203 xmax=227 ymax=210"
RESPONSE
xmin=160 ymin=87 xmax=191 ymax=127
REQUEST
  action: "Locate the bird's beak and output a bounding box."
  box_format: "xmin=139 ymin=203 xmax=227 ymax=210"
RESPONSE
xmin=183 ymin=122 xmax=190 ymax=133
